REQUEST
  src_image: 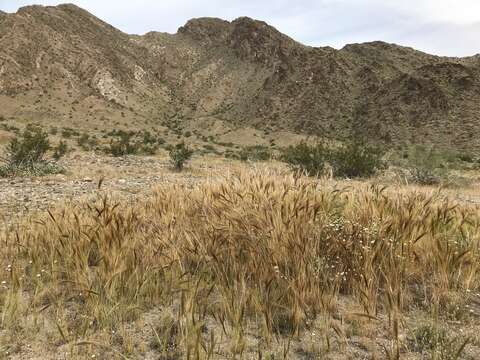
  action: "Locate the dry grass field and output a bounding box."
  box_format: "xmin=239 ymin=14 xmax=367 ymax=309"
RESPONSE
xmin=1 ymin=156 xmax=480 ymax=359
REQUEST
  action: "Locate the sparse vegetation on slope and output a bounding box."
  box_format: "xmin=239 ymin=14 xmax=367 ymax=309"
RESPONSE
xmin=1 ymin=5 xmax=480 ymax=152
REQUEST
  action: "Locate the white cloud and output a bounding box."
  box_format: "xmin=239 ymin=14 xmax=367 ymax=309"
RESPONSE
xmin=0 ymin=0 xmax=479 ymax=56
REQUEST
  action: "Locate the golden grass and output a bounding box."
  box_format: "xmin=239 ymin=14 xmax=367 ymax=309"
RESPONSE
xmin=1 ymin=168 xmax=480 ymax=358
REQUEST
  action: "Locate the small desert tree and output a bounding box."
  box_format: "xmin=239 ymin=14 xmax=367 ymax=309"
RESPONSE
xmin=169 ymin=142 xmax=193 ymax=171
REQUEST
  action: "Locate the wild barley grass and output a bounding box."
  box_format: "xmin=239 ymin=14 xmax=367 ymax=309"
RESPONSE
xmin=1 ymin=169 xmax=479 ymax=357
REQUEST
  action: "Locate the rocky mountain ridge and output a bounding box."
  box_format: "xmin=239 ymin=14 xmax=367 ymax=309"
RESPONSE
xmin=1 ymin=4 xmax=479 ymax=150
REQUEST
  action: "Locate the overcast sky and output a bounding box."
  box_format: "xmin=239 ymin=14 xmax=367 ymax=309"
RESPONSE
xmin=1 ymin=0 xmax=479 ymax=57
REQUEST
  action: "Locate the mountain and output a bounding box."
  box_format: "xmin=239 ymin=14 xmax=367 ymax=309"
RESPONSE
xmin=1 ymin=4 xmax=479 ymax=151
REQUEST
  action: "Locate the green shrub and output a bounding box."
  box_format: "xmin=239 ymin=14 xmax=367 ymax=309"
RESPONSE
xmin=61 ymin=127 xmax=79 ymax=139
xmin=5 ymin=127 xmax=50 ymax=165
xmin=395 ymin=146 xmax=457 ymax=185
xmin=0 ymin=161 xmax=65 ymax=177
xmin=140 ymin=143 xmax=159 ymax=155
xmin=458 ymin=153 xmax=475 ymax=163
xmin=53 ymin=141 xmax=68 ymax=160
xmin=103 ymin=130 xmax=160 ymax=156
xmin=238 ymin=145 xmax=272 ymax=162
xmin=169 ymin=142 xmax=193 ymax=171
xmin=329 ymin=141 xmax=385 ymax=178
xmin=203 ymin=144 xmax=216 ymax=152
xmin=281 ymin=141 xmax=329 ymax=176
xmin=141 ymin=130 xmax=157 ymax=145
xmin=0 ymin=127 xmax=65 ymax=177
xmin=106 ymin=133 xmax=139 ymax=157
xmin=77 ymin=133 xmax=98 ymax=151
xmin=282 ymin=140 xmax=385 ymax=178
xmin=77 ymin=133 xmax=90 ymax=150
xmin=409 ymin=167 xmax=441 ymax=186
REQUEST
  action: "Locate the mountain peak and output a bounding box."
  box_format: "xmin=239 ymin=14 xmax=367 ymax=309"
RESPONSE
xmin=177 ymin=17 xmax=230 ymax=43
xmin=15 ymin=3 xmax=98 ymax=22
xmin=16 ymin=3 xmax=83 ymax=13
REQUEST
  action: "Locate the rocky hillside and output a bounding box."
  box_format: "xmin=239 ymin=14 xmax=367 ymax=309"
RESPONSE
xmin=1 ymin=4 xmax=479 ymax=151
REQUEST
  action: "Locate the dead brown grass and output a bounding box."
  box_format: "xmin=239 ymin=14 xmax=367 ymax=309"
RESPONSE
xmin=1 ymin=169 xmax=480 ymax=358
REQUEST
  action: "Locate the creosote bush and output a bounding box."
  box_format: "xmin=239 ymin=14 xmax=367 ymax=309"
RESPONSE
xmin=331 ymin=140 xmax=385 ymax=178
xmin=282 ymin=140 xmax=385 ymax=178
xmin=0 ymin=126 xmax=65 ymax=177
xmin=281 ymin=141 xmax=329 ymax=176
xmin=168 ymin=142 xmax=193 ymax=171
xmin=0 ymin=170 xmax=478 ymax=357
xmin=104 ymin=130 xmax=160 ymax=156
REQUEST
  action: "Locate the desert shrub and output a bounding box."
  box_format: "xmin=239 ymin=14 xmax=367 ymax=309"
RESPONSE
xmin=0 ymin=127 xmax=65 ymax=177
xmin=141 ymin=130 xmax=157 ymax=145
xmin=282 ymin=140 xmax=384 ymax=178
xmin=224 ymin=149 xmax=238 ymax=159
xmin=169 ymin=142 xmax=193 ymax=171
xmin=409 ymin=167 xmax=441 ymax=186
xmin=458 ymin=153 xmax=475 ymax=163
xmin=238 ymin=145 xmax=272 ymax=162
xmin=77 ymin=133 xmax=90 ymax=150
xmin=203 ymin=144 xmax=216 ymax=152
xmin=217 ymin=141 xmax=235 ymax=148
xmin=138 ymin=131 xmax=160 ymax=154
xmin=104 ymin=130 xmax=160 ymax=156
xmin=53 ymin=141 xmax=68 ymax=160
xmin=281 ymin=141 xmax=330 ymax=176
xmin=140 ymin=143 xmax=159 ymax=155
xmin=77 ymin=133 xmax=98 ymax=151
xmin=0 ymin=123 xmax=19 ymax=133
xmin=5 ymin=127 xmax=50 ymax=165
xmin=106 ymin=133 xmax=139 ymax=156
xmin=61 ymin=127 xmax=79 ymax=139
xmin=329 ymin=140 xmax=385 ymax=178
xmin=395 ymin=146 xmax=456 ymax=185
